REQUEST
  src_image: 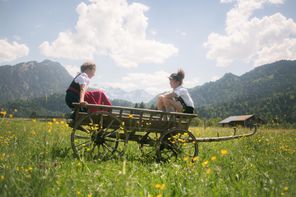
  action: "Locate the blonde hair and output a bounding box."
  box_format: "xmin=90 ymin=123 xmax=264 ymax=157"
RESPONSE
xmin=80 ymin=61 xmax=96 ymax=72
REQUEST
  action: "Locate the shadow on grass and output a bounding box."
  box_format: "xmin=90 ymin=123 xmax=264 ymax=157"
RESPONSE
xmin=48 ymin=143 xmax=177 ymax=165
xmin=50 ymin=146 xmax=72 ymax=159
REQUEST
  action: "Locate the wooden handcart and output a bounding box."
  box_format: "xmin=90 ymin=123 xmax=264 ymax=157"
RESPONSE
xmin=69 ymin=103 xmax=257 ymax=162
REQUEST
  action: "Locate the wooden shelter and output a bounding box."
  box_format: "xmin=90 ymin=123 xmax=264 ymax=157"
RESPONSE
xmin=219 ymin=115 xmax=264 ymax=127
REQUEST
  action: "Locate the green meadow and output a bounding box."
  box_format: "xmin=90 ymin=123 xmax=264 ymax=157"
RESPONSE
xmin=0 ymin=118 xmax=295 ymax=197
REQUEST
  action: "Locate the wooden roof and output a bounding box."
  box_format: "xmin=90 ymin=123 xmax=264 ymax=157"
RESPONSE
xmin=219 ymin=115 xmax=254 ymax=124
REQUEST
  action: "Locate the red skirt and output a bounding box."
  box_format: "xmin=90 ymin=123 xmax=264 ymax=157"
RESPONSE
xmin=84 ymin=90 xmax=112 ymax=112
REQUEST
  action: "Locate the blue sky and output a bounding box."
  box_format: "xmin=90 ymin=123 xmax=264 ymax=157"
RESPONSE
xmin=1 ymin=0 xmax=296 ymax=94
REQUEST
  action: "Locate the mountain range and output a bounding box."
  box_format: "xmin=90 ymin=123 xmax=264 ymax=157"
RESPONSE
xmin=102 ymin=87 xmax=154 ymax=103
xmin=0 ymin=60 xmax=72 ymax=104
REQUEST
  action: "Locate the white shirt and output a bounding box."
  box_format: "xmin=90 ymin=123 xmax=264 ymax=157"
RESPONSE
xmin=174 ymin=85 xmax=194 ymax=108
xmin=74 ymin=73 xmax=90 ymax=86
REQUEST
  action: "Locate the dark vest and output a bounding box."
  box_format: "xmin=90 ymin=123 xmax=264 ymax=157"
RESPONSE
xmin=66 ymin=74 xmax=81 ymax=95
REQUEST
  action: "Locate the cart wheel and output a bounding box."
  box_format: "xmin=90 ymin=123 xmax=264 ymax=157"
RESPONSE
xmin=139 ymin=132 xmax=157 ymax=158
xmin=71 ymin=111 xmax=124 ymax=160
xmin=157 ymin=129 xmax=198 ymax=162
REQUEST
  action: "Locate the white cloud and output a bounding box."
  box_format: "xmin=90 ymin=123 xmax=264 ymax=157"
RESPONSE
xmin=100 ymin=70 xmax=199 ymax=94
xmin=211 ymin=75 xmax=221 ymax=82
xmin=183 ymin=78 xmax=199 ymax=88
xmin=0 ymin=39 xmax=29 ymax=62
xmin=205 ymin=0 xmax=296 ymax=67
xmin=102 ymin=71 xmax=170 ymax=94
xmin=63 ymin=64 xmax=80 ymax=77
xmin=40 ymin=0 xmax=178 ymax=68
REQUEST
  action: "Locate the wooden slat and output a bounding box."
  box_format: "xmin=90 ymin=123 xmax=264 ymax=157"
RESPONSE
xmin=72 ymin=103 xmax=197 ymax=119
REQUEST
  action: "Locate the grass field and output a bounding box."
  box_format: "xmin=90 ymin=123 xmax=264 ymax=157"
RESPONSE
xmin=0 ymin=118 xmax=295 ymax=197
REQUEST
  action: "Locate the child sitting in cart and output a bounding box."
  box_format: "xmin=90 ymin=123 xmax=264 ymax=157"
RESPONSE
xmin=157 ymin=69 xmax=195 ymax=114
xmin=65 ymin=61 xmax=112 ymax=113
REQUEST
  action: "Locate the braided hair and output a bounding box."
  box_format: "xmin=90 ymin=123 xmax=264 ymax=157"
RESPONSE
xmin=176 ymin=69 xmax=185 ymax=84
xmin=169 ymin=69 xmax=185 ymax=85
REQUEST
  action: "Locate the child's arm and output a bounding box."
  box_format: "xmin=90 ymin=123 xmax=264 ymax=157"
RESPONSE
xmin=79 ymin=84 xmax=88 ymax=105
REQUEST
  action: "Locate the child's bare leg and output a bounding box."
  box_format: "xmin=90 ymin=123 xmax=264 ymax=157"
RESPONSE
xmin=157 ymin=95 xmax=166 ymax=111
xmin=164 ymin=98 xmax=183 ymax=112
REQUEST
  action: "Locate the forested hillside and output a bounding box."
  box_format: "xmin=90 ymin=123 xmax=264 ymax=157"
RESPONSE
xmin=190 ymin=60 xmax=296 ymax=123
xmin=2 ymin=94 xmax=135 ymax=118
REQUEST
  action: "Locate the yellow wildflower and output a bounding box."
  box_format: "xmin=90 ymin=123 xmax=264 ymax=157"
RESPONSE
xmin=206 ymin=168 xmax=212 ymax=174
xmin=220 ymin=149 xmax=228 ymax=156
xmin=87 ymin=193 xmax=92 ymax=197
xmin=183 ymin=156 xmax=189 ymax=161
xmin=0 ymin=111 xmax=7 ymax=117
xmin=193 ymin=156 xmax=199 ymax=161
xmin=128 ymin=114 xmax=134 ymax=119
xmin=0 ymin=175 xmax=4 ymax=181
xmin=156 ymin=194 xmax=162 ymax=197
xmin=28 ymin=166 xmax=33 ymax=172
xmin=283 ymin=186 xmax=288 ymax=192
xmin=155 ymin=183 xmax=161 ymax=189
xmin=211 ymin=156 xmax=217 ymax=161
xmin=32 ymin=119 xmax=37 ymax=122
xmin=202 ymin=160 xmax=209 ymax=167
xmin=155 ymin=183 xmax=165 ymax=190
xmin=183 ymin=133 xmax=189 ymax=137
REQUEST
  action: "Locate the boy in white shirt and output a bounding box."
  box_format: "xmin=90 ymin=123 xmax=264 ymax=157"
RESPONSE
xmin=65 ymin=62 xmax=111 ymax=111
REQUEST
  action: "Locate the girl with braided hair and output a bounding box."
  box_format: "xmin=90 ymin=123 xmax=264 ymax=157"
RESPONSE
xmin=157 ymin=69 xmax=195 ymax=114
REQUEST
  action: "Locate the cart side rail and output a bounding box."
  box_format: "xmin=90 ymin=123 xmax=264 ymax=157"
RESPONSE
xmin=72 ymin=103 xmax=197 ymax=131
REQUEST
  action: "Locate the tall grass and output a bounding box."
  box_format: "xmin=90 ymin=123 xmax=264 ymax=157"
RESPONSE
xmin=0 ymin=118 xmax=295 ymax=196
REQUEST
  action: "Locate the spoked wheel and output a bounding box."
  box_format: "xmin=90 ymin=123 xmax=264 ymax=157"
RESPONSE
xmin=71 ymin=111 xmax=124 ymax=160
xmin=139 ymin=132 xmax=158 ymax=158
xmin=156 ymin=129 xmax=198 ymax=162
